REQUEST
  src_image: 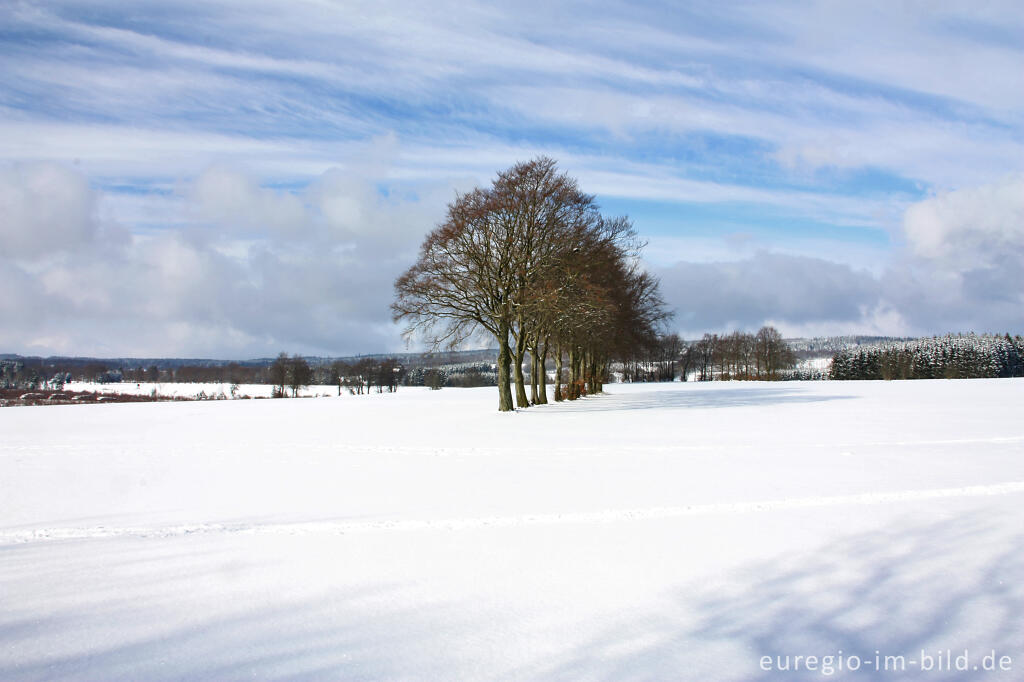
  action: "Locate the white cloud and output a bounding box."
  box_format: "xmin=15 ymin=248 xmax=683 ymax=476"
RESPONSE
xmin=0 ymin=121 xmax=334 ymax=179
xmin=191 ymin=166 xmax=308 ymax=237
xmin=882 ymin=175 xmax=1024 ymax=333
xmin=658 ymin=177 xmax=1024 ymax=337
xmin=757 ymin=1 xmax=1024 ymax=114
xmin=0 ymin=160 xmax=456 ymax=357
xmin=5 ymin=1 xmax=1021 ymax=191
xmin=2 ymin=2 xmax=1022 ymax=353
xmin=493 ymin=84 xmax=1023 ymax=189
xmin=0 ymin=163 xmax=99 ymax=258
xmin=902 ymin=175 xmax=1024 ymax=265
xmin=658 ymin=252 xmax=883 ymax=336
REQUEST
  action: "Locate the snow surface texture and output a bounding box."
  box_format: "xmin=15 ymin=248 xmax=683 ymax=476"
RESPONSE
xmin=2 ymin=380 xmax=1023 ymax=680
xmin=66 ymin=381 xmax=340 ymax=399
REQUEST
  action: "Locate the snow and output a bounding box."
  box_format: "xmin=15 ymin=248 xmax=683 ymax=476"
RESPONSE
xmin=2 ymin=380 xmax=1023 ymax=680
xmin=798 ymin=356 xmax=832 ymax=371
xmin=66 ymin=381 xmax=341 ymax=399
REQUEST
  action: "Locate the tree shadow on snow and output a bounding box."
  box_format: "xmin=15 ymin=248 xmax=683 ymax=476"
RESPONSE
xmin=0 ymin=540 xmax=482 ymax=681
xmin=532 ymin=385 xmax=854 ymax=413
xmin=518 ymin=511 xmax=1024 ymax=681
xmin=2 ymin=512 xmax=1020 ymax=680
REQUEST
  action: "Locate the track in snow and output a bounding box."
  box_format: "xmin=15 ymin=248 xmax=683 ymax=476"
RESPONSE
xmin=5 ymin=480 xmax=1024 ymax=545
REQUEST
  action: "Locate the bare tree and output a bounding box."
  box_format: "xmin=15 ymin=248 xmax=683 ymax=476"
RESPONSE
xmin=394 ymin=158 xmax=669 ymax=411
xmin=269 ymin=352 xmax=288 ymax=397
xmin=288 ymin=356 xmax=312 ymax=397
xmin=678 ymin=342 xmax=695 ymax=381
xmin=694 ymin=334 xmax=716 ymax=381
xmin=393 ymin=186 xmax=517 ymax=411
xmin=755 ymin=326 xmax=795 ymax=379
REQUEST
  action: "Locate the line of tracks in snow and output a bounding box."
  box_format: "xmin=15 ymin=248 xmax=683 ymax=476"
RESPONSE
xmin=4 ymin=480 xmax=1024 ymax=545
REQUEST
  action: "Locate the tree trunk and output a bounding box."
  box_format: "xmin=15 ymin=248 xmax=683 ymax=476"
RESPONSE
xmin=554 ymin=345 xmax=564 ymax=401
xmin=586 ymin=355 xmax=598 ymax=395
xmin=513 ymin=328 xmax=530 ymax=408
xmin=573 ymin=349 xmax=585 ymax=398
xmin=567 ymin=348 xmax=578 ymax=399
xmin=578 ymin=351 xmax=586 ymax=397
xmin=536 ymin=339 xmax=549 ymax=404
xmin=497 ymin=322 xmax=514 ymax=412
xmin=529 ymin=341 xmax=539 ymax=405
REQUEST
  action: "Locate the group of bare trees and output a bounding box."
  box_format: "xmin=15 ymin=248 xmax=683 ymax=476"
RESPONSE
xmin=129 ymin=364 xmax=264 ymax=384
xmin=393 ymin=157 xmax=669 ymax=411
xmin=327 ymin=358 xmax=404 ymax=394
xmin=615 ymin=327 xmax=796 ymax=382
xmin=270 ymin=355 xmax=405 ymax=397
xmin=686 ymin=327 xmax=796 ymax=381
xmin=269 ymin=353 xmax=313 ymax=397
xmin=618 ymin=333 xmax=686 ymax=382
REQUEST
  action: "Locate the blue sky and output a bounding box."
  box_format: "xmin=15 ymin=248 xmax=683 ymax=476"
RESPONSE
xmin=1 ymin=0 xmax=1022 ymax=357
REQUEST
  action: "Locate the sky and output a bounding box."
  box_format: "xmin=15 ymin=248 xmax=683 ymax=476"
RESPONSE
xmin=1 ymin=0 xmax=1022 ymax=358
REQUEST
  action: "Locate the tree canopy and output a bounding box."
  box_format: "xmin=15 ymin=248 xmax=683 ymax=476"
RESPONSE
xmin=393 ymin=157 xmax=669 ymax=411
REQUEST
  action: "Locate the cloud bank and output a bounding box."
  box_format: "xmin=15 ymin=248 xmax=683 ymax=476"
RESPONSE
xmin=658 ymin=175 xmax=1024 ymax=338
xmin=0 ymin=1 xmax=1021 ymax=355
xmin=0 ymin=160 xmax=455 ymax=357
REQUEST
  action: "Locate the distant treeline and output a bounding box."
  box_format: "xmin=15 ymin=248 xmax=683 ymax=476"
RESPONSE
xmin=618 ymin=327 xmax=798 ymax=382
xmin=405 ymin=363 xmax=498 ymax=389
xmin=251 ymin=353 xmax=408 ymax=396
xmin=8 ymin=332 xmax=1020 ymax=393
xmin=403 ymin=327 xmax=801 ymax=388
xmin=830 ymin=334 xmax=1024 ymax=380
xmin=1 ymin=329 xmax=801 ymax=391
xmin=784 ymin=336 xmax=912 ymax=353
xmin=0 ymin=355 xmax=410 ymax=394
xmin=0 ymin=358 xmax=278 ymax=388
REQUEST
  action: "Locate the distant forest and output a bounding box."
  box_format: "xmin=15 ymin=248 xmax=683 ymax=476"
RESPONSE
xmin=3 ymin=332 xmax=1022 ymax=394
xmin=830 ymin=334 xmax=1024 ymax=380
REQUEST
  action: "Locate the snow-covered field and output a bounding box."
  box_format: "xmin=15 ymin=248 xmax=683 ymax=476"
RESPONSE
xmin=3 ymin=380 xmax=1023 ymax=680
xmin=66 ymin=381 xmax=341 ymax=399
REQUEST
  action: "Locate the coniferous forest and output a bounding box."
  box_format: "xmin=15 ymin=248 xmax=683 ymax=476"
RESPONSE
xmin=830 ymin=334 xmax=1024 ymax=380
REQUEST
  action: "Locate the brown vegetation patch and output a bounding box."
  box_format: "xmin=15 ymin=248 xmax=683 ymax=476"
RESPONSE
xmin=0 ymin=388 xmax=189 ymax=407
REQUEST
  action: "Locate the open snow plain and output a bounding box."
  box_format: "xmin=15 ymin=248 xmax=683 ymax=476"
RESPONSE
xmin=2 ymin=379 xmax=1023 ymax=680
xmin=66 ymin=381 xmax=342 ymax=399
